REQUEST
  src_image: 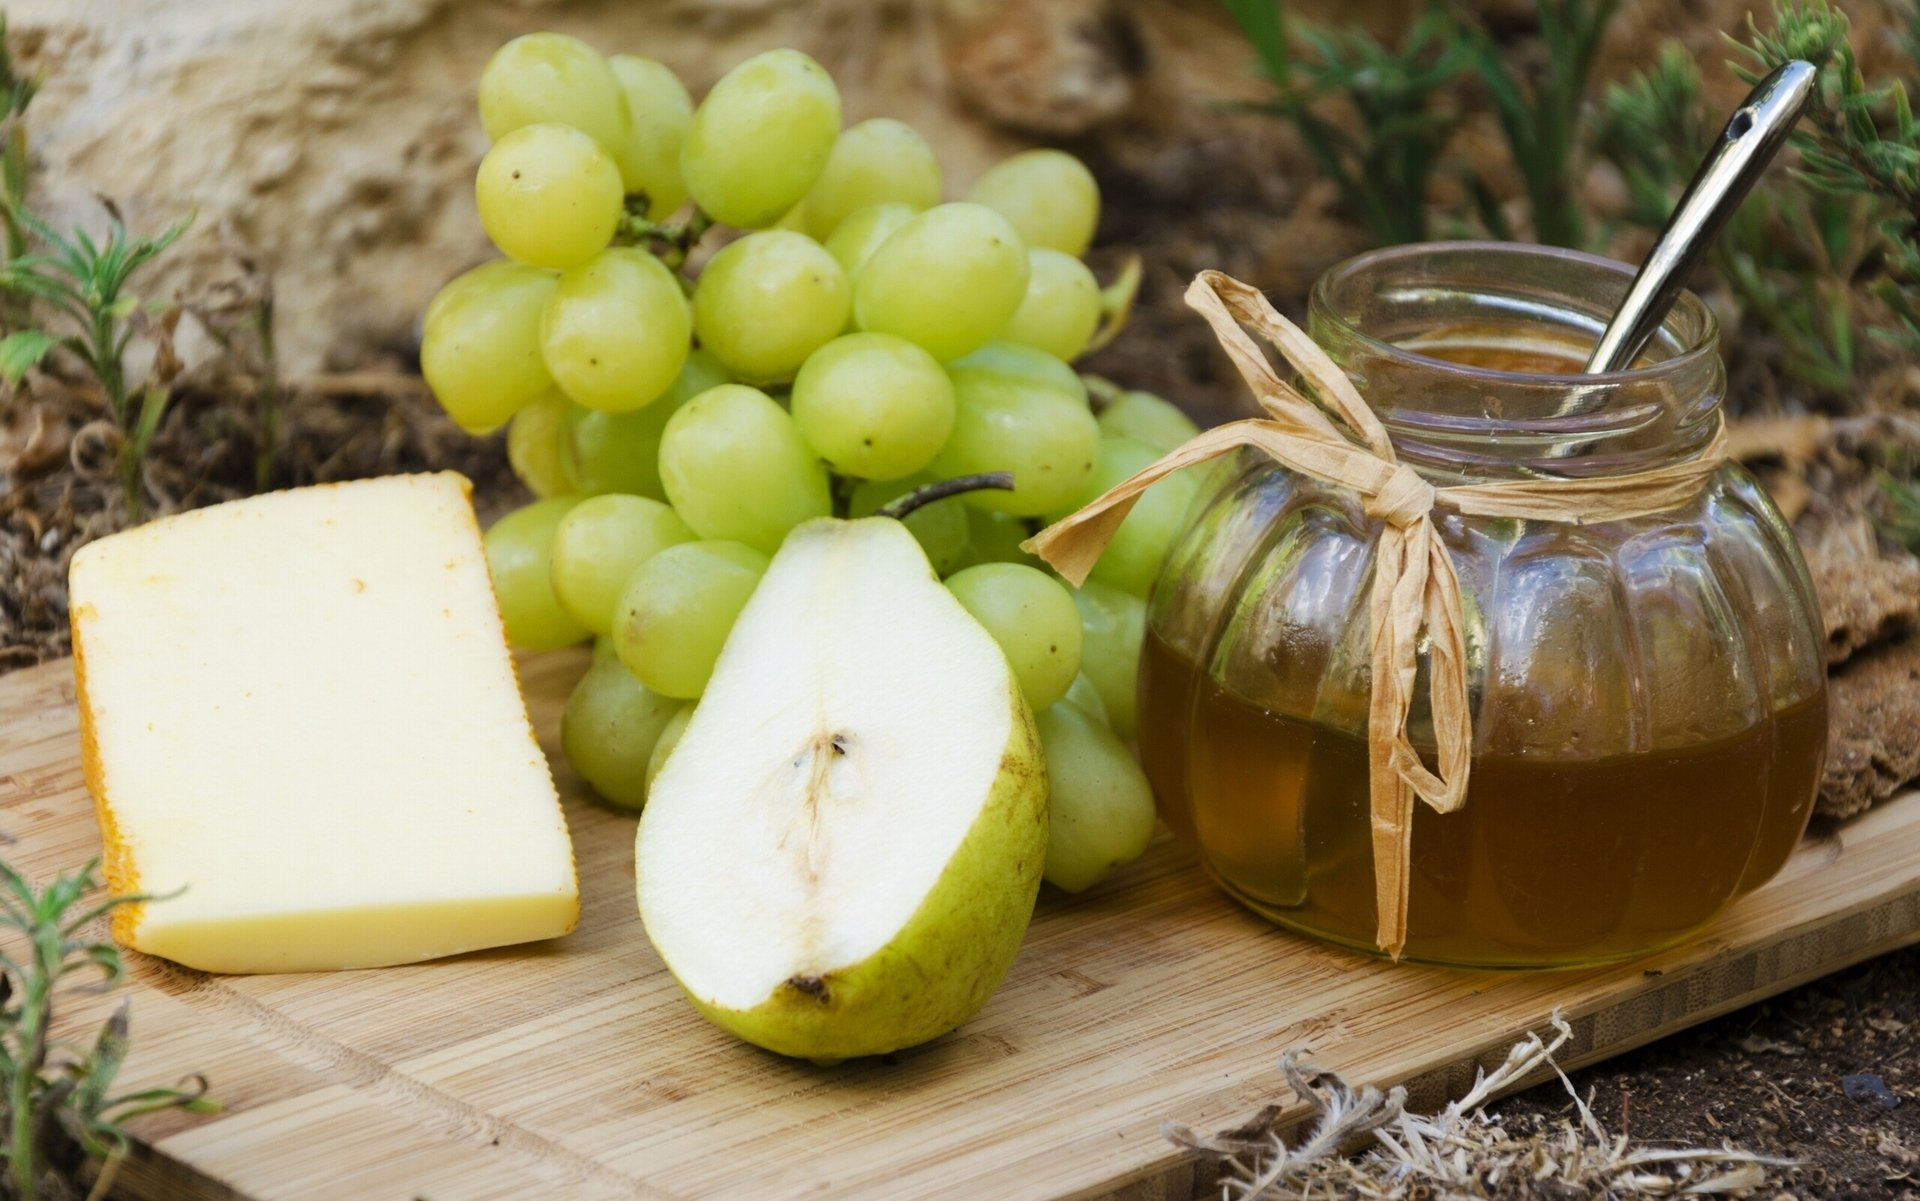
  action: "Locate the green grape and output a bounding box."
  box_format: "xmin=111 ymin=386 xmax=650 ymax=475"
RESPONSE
xmin=848 ymin=475 xmax=970 ymax=575
xmin=645 ymin=704 xmax=693 ymax=793
xmin=772 ymin=199 xmax=811 ymax=232
xmin=476 ymin=123 xmax=624 ymax=270
xmin=790 ymin=332 xmax=954 ymax=479
xmin=1048 ymin=436 xmax=1198 ymax=596
xmin=931 ymin=351 xmax=1098 ymax=516
xmin=803 ymin=118 xmax=942 ymax=240
xmin=421 ymin=262 xmax=557 ymax=433
xmin=681 ymin=49 xmax=841 ymax=228
xmin=692 ymin=231 xmax=850 ymax=383
xmin=950 ymin=509 xmax=1037 ymax=571
xmin=541 ymin=247 xmax=691 ymax=412
xmin=1064 ymin=672 xmax=1110 ymax=726
xmin=1071 ymin=580 xmax=1145 ymax=741
xmin=1001 ymin=248 xmax=1101 ymax=362
xmin=965 ymin=149 xmax=1100 ymax=256
xmin=853 ymin=202 xmax=1029 ymax=362
xmin=505 ymin=391 xmax=572 ymax=498
xmin=560 ymin=350 xmax=730 ymax=499
xmin=948 ymin=340 xmax=1087 ymax=401
xmin=945 ymin=562 xmax=1082 ymax=711
xmin=1042 ymin=434 xmax=1154 ymax=525
xmin=484 ymin=497 xmax=589 ymax=650
xmin=1097 ymin=388 xmax=1200 ymax=453
xmin=550 ymin=494 xmax=695 ymax=634
xmin=478 ymin=33 xmax=632 ymax=160
xmin=1035 ymin=700 xmax=1155 ymax=892
xmin=423 ymin=259 xmax=522 ymax=330
xmin=593 ymin=634 xmax=619 ymax=663
xmin=612 ymin=540 xmax=769 ymax=698
xmin=824 ymin=202 xmax=917 ymax=279
xmin=659 ymin=384 xmax=832 ymax=553
xmin=608 ymin=54 xmax=692 ymax=218
xmin=561 ymin=655 xmax=683 ymax=811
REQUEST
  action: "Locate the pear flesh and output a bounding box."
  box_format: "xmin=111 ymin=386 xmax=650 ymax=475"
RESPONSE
xmin=636 ymin=517 xmax=1048 ymax=1061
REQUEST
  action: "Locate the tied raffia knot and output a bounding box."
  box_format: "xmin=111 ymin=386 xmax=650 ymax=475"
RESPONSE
xmin=1364 ymin=463 xmax=1435 ymax=527
xmin=1025 ymin=269 xmax=1728 ymax=958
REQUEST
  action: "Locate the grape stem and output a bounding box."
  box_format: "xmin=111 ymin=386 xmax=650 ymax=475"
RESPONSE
xmin=1080 ymin=372 xmax=1124 ymax=414
xmin=615 ymin=204 xmax=715 ymax=272
xmin=879 ymin=472 xmax=1015 ymax=520
xmin=1081 ymin=254 xmax=1142 ymax=357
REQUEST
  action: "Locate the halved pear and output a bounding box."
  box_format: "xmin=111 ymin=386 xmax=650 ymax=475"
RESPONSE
xmin=636 ymin=516 xmax=1048 ymax=1062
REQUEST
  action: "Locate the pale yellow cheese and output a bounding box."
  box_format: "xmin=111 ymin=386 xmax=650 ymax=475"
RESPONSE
xmin=69 ymin=473 xmax=579 ymax=973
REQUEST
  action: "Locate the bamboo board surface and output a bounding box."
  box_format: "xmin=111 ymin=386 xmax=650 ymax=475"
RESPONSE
xmin=0 ymin=649 xmax=1915 ymax=1201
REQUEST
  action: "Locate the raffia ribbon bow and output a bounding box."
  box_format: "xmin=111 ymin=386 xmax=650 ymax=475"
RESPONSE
xmin=1026 ymin=270 xmax=1729 ymax=958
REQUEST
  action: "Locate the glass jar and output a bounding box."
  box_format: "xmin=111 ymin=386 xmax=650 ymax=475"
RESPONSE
xmin=1139 ymin=243 xmax=1827 ymax=969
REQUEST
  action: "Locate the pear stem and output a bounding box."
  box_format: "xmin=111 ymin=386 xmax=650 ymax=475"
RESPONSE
xmin=880 ymin=472 xmax=1015 ymax=520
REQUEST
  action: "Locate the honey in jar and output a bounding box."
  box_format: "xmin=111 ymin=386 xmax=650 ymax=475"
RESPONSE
xmin=1138 ymin=244 xmax=1828 ymax=968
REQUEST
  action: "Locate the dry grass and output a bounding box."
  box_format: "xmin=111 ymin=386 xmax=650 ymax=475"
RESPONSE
xmin=1168 ymin=1016 xmax=1790 ymax=1199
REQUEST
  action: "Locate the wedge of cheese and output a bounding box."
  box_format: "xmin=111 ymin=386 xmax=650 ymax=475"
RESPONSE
xmin=69 ymin=473 xmax=579 ymax=973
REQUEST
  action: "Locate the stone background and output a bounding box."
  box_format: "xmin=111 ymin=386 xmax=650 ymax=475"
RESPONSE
xmin=8 ymin=0 xmax=1273 ymax=375
xmin=10 ymin=0 xmax=1826 ymax=382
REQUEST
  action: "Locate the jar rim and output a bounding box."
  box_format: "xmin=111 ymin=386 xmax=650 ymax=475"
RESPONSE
xmin=1308 ymin=240 xmax=1721 ymax=386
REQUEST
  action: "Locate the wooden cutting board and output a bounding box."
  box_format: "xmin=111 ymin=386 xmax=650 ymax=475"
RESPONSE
xmin=1 ymin=649 xmax=1916 ymax=1201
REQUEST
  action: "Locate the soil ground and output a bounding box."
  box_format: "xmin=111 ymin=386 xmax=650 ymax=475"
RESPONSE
xmin=1501 ymin=943 xmax=1920 ymax=1197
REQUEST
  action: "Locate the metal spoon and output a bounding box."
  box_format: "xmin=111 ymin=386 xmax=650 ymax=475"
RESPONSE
xmin=1584 ymin=60 xmax=1819 ymax=374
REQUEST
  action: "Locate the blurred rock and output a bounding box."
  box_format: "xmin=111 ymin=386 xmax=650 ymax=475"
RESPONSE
xmin=24 ymin=0 xmax=1899 ymax=383
xmin=939 ymin=0 xmax=1144 ymax=137
xmin=7 ymin=0 xmax=1199 ymax=375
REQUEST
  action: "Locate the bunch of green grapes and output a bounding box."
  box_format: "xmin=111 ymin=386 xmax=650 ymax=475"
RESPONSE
xmin=426 ymin=34 xmax=1205 ymax=894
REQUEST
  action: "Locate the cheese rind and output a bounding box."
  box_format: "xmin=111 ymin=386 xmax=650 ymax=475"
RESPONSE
xmin=69 ymin=473 xmax=579 ymax=973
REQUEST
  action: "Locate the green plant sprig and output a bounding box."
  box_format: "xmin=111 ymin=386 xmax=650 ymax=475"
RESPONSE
xmin=1592 ymin=1 xmax=1919 ymax=398
xmin=1735 ymin=0 xmax=1920 ymax=358
xmin=0 ymin=13 xmax=38 ymax=266
xmin=0 ymin=861 xmax=215 ymax=1201
xmin=1877 ymin=469 xmax=1920 ymax=553
xmin=1222 ymin=0 xmax=1623 ymax=249
xmin=1591 ymin=42 xmax=1706 ymax=231
xmin=1595 ymin=43 xmax=1869 ymax=395
xmin=1452 ymin=0 xmax=1621 ymax=248
xmin=1223 ymin=0 xmax=1470 ymax=246
xmin=0 ymin=202 xmax=194 ymax=520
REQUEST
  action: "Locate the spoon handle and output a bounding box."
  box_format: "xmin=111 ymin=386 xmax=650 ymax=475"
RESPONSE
xmin=1584 ymin=60 xmax=1819 ymax=374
